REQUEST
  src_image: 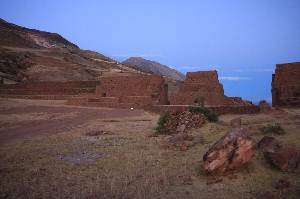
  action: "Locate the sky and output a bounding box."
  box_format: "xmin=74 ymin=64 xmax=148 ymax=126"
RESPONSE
xmin=1 ymin=0 xmax=300 ymax=103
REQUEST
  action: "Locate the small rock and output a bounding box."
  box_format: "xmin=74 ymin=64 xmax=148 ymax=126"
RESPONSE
xmin=231 ymin=118 xmax=241 ymax=127
xmin=275 ymin=176 xmax=290 ymax=190
xmin=175 ymin=132 xmax=188 ymax=141
xmin=176 ymin=124 xmax=186 ymax=132
xmin=261 ymin=191 xmax=275 ymax=199
xmin=258 ymin=136 xmax=282 ymax=150
xmin=180 ymin=144 xmax=188 ymax=151
xmin=186 ymin=135 xmax=194 ymax=141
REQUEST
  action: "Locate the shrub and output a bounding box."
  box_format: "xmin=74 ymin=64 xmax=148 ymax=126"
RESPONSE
xmin=259 ymin=123 xmax=286 ymax=135
xmin=188 ymin=106 xmax=218 ymax=122
xmin=156 ymin=111 xmax=170 ymax=133
xmin=193 ymin=96 xmax=205 ymax=107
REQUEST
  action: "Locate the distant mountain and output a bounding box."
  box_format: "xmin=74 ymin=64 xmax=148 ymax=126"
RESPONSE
xmin=122 ymin=57 xmax=185 ymax=81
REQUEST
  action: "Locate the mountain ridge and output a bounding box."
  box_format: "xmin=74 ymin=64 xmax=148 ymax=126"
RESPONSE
xmin=122 ymin=57 xmax=185 ymax=81
xmin=0 ymin=18 xmax=154 ymax=83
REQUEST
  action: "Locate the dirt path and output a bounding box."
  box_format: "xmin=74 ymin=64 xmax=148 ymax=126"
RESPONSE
xmin=0 ymin=99 xmax=150 ymax=144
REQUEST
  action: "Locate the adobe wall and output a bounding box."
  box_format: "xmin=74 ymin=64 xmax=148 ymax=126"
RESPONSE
xmin=0 ymin=81 xmax=99 ymax=99
xmin=170 ymin=71 xmax=228 ymax=105
xmin=272 ymin=62 xmax=300 ymax=107
xmin=67 ymin=75 xmax=168 ymax=108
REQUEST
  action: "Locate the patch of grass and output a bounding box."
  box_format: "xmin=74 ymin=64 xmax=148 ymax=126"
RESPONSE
xmin=259 ymin=123 xmax=286 ymax=135
xmin=188 ymin=106 xmax=219 ymax=122
xmin=156 ymin=111 xmax=169 ymax=133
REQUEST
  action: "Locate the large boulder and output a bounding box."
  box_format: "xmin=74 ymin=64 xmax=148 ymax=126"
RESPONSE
xmin=203 ymin=128 xmax=256 ymax=174
xmin=267 ymin=148 xmax=300 ymax=172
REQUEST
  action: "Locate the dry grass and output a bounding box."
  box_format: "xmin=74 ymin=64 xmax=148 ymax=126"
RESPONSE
xmin=1 ymin=102 xmax=300 ymax=198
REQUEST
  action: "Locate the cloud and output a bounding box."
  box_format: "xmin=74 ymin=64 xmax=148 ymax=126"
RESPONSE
xmin=233 ymin=69 xmax=274 ymax=72
xmin=208 ymin=65 xmax=221 ymax=69
xmin=180 ymin=66 xmax=201 ymax=70
xmin=112 ymin=54 xmax=164 ymax=58
xmin=219 ymin=77 xmax=252 ymax=81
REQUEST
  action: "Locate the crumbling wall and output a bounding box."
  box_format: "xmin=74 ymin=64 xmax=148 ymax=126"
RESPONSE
xmin=272 ymin=62 xmax=300 ymax=107
xmin=67 ymin=75 xmax=168 ymax=108
xmin=170 ymin=71 xmax=228 ymax=105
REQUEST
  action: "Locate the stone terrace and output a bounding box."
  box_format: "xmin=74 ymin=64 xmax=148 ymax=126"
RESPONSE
xmin=272 ymin=62 xmax=300 ymax=107
xmin=67 ymin=75 xmax=168 ymax=109
xmin=0 ymin=81 xmax=99 ymax=100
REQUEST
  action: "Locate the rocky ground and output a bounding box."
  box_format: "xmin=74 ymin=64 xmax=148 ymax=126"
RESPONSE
xmin=0 ymin=99 xmax=300 ymax=198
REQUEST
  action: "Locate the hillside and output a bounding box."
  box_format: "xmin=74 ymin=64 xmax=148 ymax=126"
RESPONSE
xmin=122 ymin=57 xmax=185 ymax=81
xmin=0 ymin=18 xmax=151 ymax=83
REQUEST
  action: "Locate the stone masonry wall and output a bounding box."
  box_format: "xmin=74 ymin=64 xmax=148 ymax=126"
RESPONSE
xmin=171 ymin=71 xmax=228 ymax=105
xmin=272 ymin=62 xmax=300 ymax=107
xmin=0 ymin=81 xmax=99 ymax=99
xmin=67 ymin=75 xmax=168 ymax=108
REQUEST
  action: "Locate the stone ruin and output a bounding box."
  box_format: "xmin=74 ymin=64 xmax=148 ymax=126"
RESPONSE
xmin=170 ymin=70 xmax=252 ymax=106
xmin=67 ymin=75 xmax=168 ymax=109
xmin=171 ymin=71 xmax=227 ymax=106
xmin=0 ymin=70 xmax=263 ymax=115
xmin=0 ymin=81 xmax=99 ymax=100
xmin=272 ymin=62 xmax=300 ymax=107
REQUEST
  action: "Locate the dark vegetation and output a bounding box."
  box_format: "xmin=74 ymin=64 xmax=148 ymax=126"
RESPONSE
xmin=259 ymin=123 xmax=286 ymax=135
xmin=156 ymin=111 xmax=170 ymax=133
xmin=188 ymin=106 xmax=219 ymax=122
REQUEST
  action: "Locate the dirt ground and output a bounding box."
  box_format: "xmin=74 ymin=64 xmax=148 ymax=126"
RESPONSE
xmin=0 ymin=99 xmax=152 ymax=144
xmin=1 ymin=99 xmax=300 ymax=199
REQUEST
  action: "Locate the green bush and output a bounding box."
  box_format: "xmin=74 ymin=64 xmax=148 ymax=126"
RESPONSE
xmin=156 ymin=111 xmax=170 ymax=133
xmin=188 ymin=106 xmax=218 ymax=122
xmin=259 ymin=123 xmax=286 ymax=135
xmin=193 ymin=96 xmax=205 ymax=107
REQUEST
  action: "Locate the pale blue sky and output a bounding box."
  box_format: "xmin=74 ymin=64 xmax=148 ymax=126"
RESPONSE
xmin=1 ymin=0 xmax=300 ymax=102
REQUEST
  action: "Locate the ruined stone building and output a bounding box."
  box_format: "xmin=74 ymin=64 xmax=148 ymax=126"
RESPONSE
xmin=272 ymin=62 xmax=300 ymax=107
xmin=67 ymin=75 xmax=168 ymax=108
xmin=170 ymin=71 xmax=228 ymax=106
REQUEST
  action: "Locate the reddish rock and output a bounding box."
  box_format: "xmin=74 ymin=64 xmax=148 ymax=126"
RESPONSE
xmin=186 ymin=135 xmax=194 ymax=141
xmin=202 ymin=128 xmax=256 ymax=174
xmin=183 ymin=141 xmax=195 ymax=147
xmin=268 ymin=148 xmax=300 ymax=172
xmin=261 ymin=191 xmax=275 ymax=199
xmin=175 ymin=132 xmax=188 ymax=141
xmin=275 ymin=176 xmax=291 ymax=190
xmin=180 ymin=144 xmax=188 ymax=151
xmin=258 ymin=136 xmax=282 ymax=150
xmin=230 ymin=117 xmax=241 ymax=127
xmin=176 ymin=124 xmax=186 ymax=132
